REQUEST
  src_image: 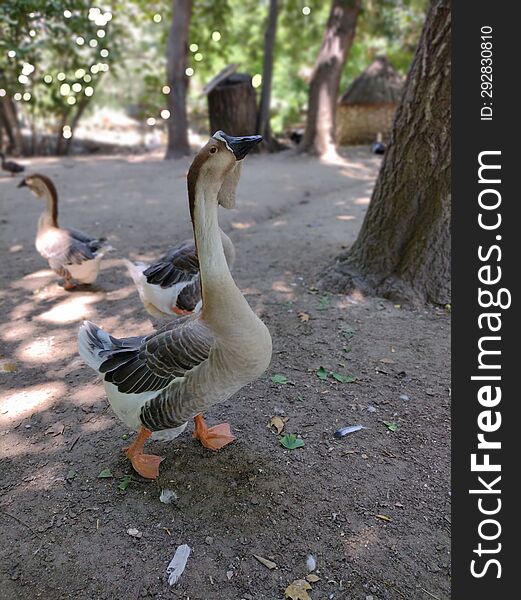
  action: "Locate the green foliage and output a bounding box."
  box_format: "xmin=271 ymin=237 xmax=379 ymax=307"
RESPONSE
xmin=0 ymin=2 xmax=121 ymax=150
xmin=1 ymin=0 xmax=427 ymax=150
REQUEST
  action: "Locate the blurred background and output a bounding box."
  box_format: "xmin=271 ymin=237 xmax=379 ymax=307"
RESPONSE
xmin=0 ymin=0 xmax=426 ymax=158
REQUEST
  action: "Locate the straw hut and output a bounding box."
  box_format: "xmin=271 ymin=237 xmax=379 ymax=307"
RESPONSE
xmin=337 ymin=56 xmax=404 ymax=145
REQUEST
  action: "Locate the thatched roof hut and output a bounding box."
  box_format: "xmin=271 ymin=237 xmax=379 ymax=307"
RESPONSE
xmin=337 ymin=56 xmax=404 ymax=145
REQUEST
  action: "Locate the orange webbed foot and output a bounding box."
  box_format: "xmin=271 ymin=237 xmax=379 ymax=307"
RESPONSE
xmin=124 ymin=427 xmax=164 ymax=479
xmin=127 ymin=452 xmax=164 ymax=479
xmin=193 ymin=414 xmax=235 ymax=451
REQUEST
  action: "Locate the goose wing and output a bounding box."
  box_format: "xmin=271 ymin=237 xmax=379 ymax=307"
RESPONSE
xmin=39 ymin=228 xmax=97 ymax=268
xmin=66 ymin=227 xmax=107 ymax=253
xmin=99 ymin=316 xmax=213 ymax=394
xmin=143 ymin=240 xmax=199 ymax=288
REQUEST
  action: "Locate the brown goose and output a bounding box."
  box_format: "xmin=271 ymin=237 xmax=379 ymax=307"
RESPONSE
xmin=18 ymin=174 xmax=110 ymax=289
xmin=124 ymin=230 xmax=235 ymax=319
xmin=78 ymin=131 xmax=271 ymax=479
xmin=1 ymin=151 xmax=25 ymax=176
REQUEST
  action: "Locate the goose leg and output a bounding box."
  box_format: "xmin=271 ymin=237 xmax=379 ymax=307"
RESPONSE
xmin=171 ymin=306 xmax=192 ymax=316
xmin=124 ymin=426 xmax=164 ymax=479
xmin=193 ymin=413 xmax=235 ymax=451
xmin=55 ymin=267 xmax=76 ymax=290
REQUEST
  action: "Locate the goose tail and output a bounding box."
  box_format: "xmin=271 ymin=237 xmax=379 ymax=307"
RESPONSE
xmin=78 ymin=320 xmax=116 ymax=372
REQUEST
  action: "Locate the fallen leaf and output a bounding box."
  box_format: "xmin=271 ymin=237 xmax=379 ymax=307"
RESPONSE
xmin=1 ymin=362 xmax=17 ymax=373
xmin=269 ymin=416 xmax=286 ymax=434
xmin=297 ymin=311 xmax=310 ymax=322
xmin=316 ymin=366 xmax=328 ymax=381
xmin=44 ymin=422 xmax=65 ymax=436
xmin=98 ymin=468 xmax=113 ymax=478
xmin=383 ymin=421 xmax=400 ymax=432
xmin=331 ymin=372 xmax=356 ymax=383
xmin=380 ymin=358 xmax=395 ymax=364
xmin=127 ymin=527 xmax=142 ymax=538
xmin=285 ymin=579 xmax=312 ymax=600
xmin=375 ymin=514 xmax=392 ymax=522
xmin=66 ymin=468 xmax=77 ymax=481
xmin=317 ymin=295 xmax=330 ymax=311
xmin=253 ymin=554 xmax=277 ymax=569
xmin=271 ymin=374 xmax=289 ymax=385
xmin=306 ymin=574 xmax=320 ymax=583
xmin=280 ymin=434 xmax=305 ymax=450
xmin=341 ymin=327 xmax=356 ymax=340
xmin=118 ymin=475 xmax=132 ymax=491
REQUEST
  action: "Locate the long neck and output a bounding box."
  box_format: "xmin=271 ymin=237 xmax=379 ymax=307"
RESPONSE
xmin=219 ymin=229 xmax=236 ymax=268
xmin=40 ymin=185 xmax=59 ymax=228
xmin=192 ymin=182 xmax=242 ymax=322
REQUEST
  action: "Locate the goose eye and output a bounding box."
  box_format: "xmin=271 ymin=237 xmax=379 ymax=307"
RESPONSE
xmin=210 ymin=147 xmax=217 ymax=154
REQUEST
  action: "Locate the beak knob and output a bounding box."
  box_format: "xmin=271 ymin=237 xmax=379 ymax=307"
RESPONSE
xmin=213 ymin=131 xmax=262 ymax=160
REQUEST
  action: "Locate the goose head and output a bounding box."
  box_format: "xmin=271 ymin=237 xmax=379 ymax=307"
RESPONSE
xmin=18 ymin=173 xmax=56 ymax=199
xmin=188 ymin=132 xmax=262 ymax=210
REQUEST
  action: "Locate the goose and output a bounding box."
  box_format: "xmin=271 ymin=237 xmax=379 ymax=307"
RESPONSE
xmin=124 ymin=229 xmax=236 ymax=319
xmin=18 ymin=174 xmax=111 ymax=289
xmin=370 ymin=132 xmax=386 ymax=155
xmin=78 ymin=131 xmax=271 ymax=479
xmin=1 ymin=151 xmax=25 ymax=176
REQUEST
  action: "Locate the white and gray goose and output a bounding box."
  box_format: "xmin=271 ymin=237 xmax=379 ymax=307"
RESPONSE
xmin=78 ymin=132 xmax=271 ymax=479
xmin=18 ymin=174 xmax=111 ymax=289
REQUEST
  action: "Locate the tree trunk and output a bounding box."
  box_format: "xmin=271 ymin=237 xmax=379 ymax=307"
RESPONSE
xmin=321 ymin=0 xmax=451 ymax=306
xmin=298 ymin=0 xmax=361 ymax=157
xmin=257 ymin=0 xmax=281 ymax=151
xmin=165 ymin=0 xmax=192 ymax=159
xmin=0 ymin=97 xmax=24 ymax=154
xmin=208 ymin=74 xmax=257 ymax=137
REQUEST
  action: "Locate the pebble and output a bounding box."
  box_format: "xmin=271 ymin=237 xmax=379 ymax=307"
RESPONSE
xmin=205 ymin=536 xmax=214 ymax=545
xmin=399 ymin=394 xmax=409 ymax=401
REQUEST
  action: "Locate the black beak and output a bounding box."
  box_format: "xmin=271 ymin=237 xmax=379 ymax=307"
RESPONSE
xmin=214 ymin=131 xmax=262 ymax=160
xmin=17 ymin=179 xmax=27 ymax=188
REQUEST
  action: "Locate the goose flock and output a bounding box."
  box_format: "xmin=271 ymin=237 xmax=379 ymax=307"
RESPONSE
xmin=13 ymin=131 xmax=272 ymax=479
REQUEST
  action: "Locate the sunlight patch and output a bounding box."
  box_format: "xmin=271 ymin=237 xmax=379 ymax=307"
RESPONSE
xmin=36 ymin=295 xmax=98 ymax=324
xmin=0 ymin=381 xmax=65 ymax=422
xmin=231 ymin=221 xmax=254 ymax=230
xmin=336 ymin=214 xmax=356 ymax=221
xmin=272 ymin=280 xmax=293 ymax=294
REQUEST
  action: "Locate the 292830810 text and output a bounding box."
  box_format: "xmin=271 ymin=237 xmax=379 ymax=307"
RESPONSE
xmin=480 ymin=25 xmax=493 ymax=120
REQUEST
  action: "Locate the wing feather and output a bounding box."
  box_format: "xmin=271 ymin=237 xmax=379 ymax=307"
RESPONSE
xmin=99 ymin=316 xmax=213 ymax=395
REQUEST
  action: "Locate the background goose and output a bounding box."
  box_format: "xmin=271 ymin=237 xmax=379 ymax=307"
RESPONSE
xmin=124 ymin=229 xmax=235 ymax=319
xmin=1 ymin=151 xmax=25 ymax=176
xmin=18 ymin=174 xmax=111 ymax=289
xmin=78 ymin=131 xmax=271 ymax=479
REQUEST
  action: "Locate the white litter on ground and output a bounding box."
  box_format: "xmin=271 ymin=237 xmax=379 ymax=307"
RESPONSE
xmin=167 ymin=544 xmax=191 ymax=585
xmin=159 ymin=489 xmax=178 ymax=504
xmin=306 ymin=553 xmax=317 ymax=572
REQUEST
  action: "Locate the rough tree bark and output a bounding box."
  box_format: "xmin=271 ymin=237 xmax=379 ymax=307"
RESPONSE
xmin=298 ymin=0 xmax=361 ymax=157
xmin=257 ymin=0 xmax=281 ymax=151
xmin=321 ymin=0 xmax=451 ymax=306
xmin=165 ymin=0 xmax=192 ymax=159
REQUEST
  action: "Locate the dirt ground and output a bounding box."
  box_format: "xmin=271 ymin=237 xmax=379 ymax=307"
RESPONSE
xmin=0 ymin=148 xmax=450 ymax=600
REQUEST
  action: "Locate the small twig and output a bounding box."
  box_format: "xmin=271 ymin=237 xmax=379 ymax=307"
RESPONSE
xmin=420 ymin=588 xmax=442 ymax=600
xmin=0 ymin=509 xmax=40 ymax=537
xmin=68 ymin=434 xmax=81 ymax=452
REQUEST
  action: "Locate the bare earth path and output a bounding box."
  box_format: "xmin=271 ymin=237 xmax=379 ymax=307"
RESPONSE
xmin=0 ymin=149 xmax=450 ymax=600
